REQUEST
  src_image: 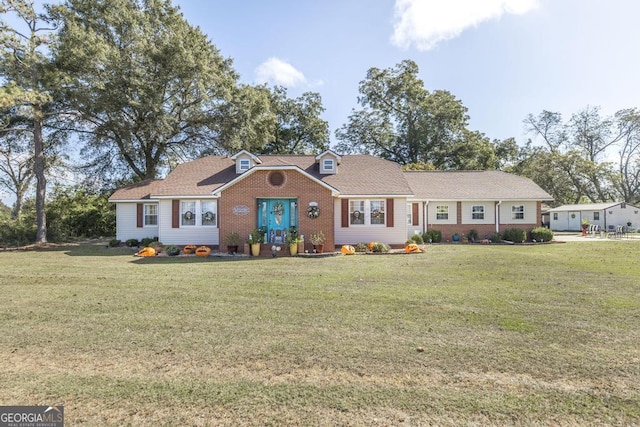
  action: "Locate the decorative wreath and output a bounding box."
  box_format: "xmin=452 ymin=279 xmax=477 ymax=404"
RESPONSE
xmin=183 ymin=211 xmax=193 ymax=221
xmin=351 ymin=210 xmax=361 ymax=220
xmin=272 ymin=202 xmax=284 ymax=216
xmin=371 ymin=209 xmax=382 ymax=219
xmin=203 ymin=211 xmax=214 ymax=222
xmin=307 ymin=205 xmax=320 ymax=219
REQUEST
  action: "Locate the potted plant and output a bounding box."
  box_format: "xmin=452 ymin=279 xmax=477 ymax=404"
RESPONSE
xmin=225 ymin=231 xmax=241 ymax=254
xmin=452 ymin=232 xmax=460 ymax=242
xmin=581 ymin=218 xmax=589 ymax=236
xmin=309 ymin=230 xmax=326 ymax=253
xmin=285 ymin=233 xmax=303 ymax=256
xmin=248 ymin=228 xmax=264 ymax=256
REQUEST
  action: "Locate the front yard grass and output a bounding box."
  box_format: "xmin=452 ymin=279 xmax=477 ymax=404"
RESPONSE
xmin=0 ymin=242 xmax=639 ymax=425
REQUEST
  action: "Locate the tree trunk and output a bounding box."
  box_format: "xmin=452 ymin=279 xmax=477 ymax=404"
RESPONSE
xmin=34 ymin=111 xmax=47 ymax=244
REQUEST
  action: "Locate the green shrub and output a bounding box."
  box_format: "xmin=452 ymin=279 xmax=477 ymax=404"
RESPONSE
xmin=422 ymin=229 xmax=442 ymax=243
xmin=490 ymin=232 xmax=502 ymax=243
xmin=503 ymin=228 xmax=527 ymax=243
xmin=140 ymin=237 xmax=155 ymax=247
xmin=370 ymin=242 xmax=390 ymax=253
xmin=165 ymin=245 xmax=181 ymax=256
xmin=108 ymin=239 xmax=121 ymax=247
xmin=125 ymin=238 xmax=139 ymax=247
xmin=354 ymin=242 xmax=369 ymax=252
xmin=530 ymin=227 xmax=553 ymax=242
xmin=467 ymin=229 xmax=479 ymax=242
xmin=409 ymin=233 xmax=424 ymax=244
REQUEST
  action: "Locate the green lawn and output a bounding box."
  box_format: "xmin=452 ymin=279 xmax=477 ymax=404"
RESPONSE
xmin=1 ymin=242 xmax=639 ymax=426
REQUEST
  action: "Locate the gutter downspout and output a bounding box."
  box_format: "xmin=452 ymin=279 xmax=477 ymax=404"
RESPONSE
xmin=496 ymin=201 xmax=502 ymax=233
xmin=424 ymin=201 xmax=429 ymax=233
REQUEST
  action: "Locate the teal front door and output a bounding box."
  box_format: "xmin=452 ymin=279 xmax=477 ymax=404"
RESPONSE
xmin=258 ymin=199 xmax=297 ymax=244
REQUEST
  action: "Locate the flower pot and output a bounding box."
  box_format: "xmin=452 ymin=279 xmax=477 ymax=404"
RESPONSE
xmin=314 ymin=244 xmax=324 ymax=254
xmin=289 ymin=243 xmax=298 ymax=256
xmin=251 ymin=243 xmax=261 ymax=256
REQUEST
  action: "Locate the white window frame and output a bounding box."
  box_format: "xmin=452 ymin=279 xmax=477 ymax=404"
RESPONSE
xmin=322 ymin=158 xmax=334 ymax=172
xmin=436 ymin=205 xmax=449 ymax=220
xmin=369 ymin=200 xmax=385 ymax=225
xmin=349 ymin=200 xmax=365 ymax=225
xmin=143 ymin=203 xmax=158 ymax=226
xmin=201 ymin=201 xmax=217 ymax=227
xmin=511 ymin=205 xmax=525 ymax=220
xmin=239 ymin=159 xmax=250 ymax=171
xmin=181 ymin=201 xmax=196 ymax=226
xmin=553 ymin=212 xmax=558 ymax=221
xmin=593 ymin=212 xmax=600 ymax=221
xmin=471 ymin=205 xmax=485 ymax=220
xmin=349 ymin=199 xmax=385 ymax=226
xmin=407 ymin=203 xmax=413 ymax=225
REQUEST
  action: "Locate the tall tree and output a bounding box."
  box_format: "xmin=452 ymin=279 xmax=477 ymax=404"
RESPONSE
xmin=523 ymin=109 xmax=615 ymax=204
xmin=263 ymin=86 xmax=329 ymax=155
xmin=336 ymin=60 xmax=473 ymax=167
xmin=0 ymin=120 xmax=34 ymax=218
xmin=0 ymin=0 xmax=59 ymax=243
xmin=612 ymin=108 xmax=640 ymax=204
xmin=52 ymin=0 xmax=242 ymax=181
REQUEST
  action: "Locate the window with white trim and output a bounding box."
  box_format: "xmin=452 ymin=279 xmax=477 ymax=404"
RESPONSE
xmin=407 ymin=203 xmax=412 ymax=225
xmin=349 ymin=199 xmax=386 ymax=225
xmin=593 ymin=212 xmax=600 ymax=221
xmin=511 ymin=205 xmax=525 ymax=220
xmin=370 ymin=200 xmax=385 ymax=225
xmin=201 ymin=201 xmax=217 ymax=226
xmin=553 ymin=212 xmax=558 ymax=220
xmin=322 ymin=159 xmax=334 ymax=172
xmin=239 ymin=159 xmax=250 ymax=171
xmin=471 ymin=205 xmax=485 ymax=220
xmin=436 ymin=205 xmax=449 ymax=220
xmin=181 ymin=201 xmax=196 ymax=226
xmin=144 ymin=204 xmax=158 ymax=226
xmin=350 ymin=200 xmax=365 ymax=225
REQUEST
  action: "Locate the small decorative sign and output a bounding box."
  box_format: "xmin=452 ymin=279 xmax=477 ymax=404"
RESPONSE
xmin=232 ymin=205 xmax=250 ymax=216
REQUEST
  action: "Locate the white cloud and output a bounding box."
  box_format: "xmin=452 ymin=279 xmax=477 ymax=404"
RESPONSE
xmin=254 ymin=57 xmax=307 ymax=87
xmin=391 ymin=0 xmax=539 ymax=51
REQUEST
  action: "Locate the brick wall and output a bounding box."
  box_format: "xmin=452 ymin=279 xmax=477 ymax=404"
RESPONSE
xmin=219 ymin=169 xmax=334 ymax=252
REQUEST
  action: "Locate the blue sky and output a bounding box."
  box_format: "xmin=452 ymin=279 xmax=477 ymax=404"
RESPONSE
xmin=175 ymin=0 xmax=640 ymax=144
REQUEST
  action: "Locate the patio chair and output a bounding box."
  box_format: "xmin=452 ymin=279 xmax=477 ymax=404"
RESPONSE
xmin=607 ymin=225 xmax=617 ymax=238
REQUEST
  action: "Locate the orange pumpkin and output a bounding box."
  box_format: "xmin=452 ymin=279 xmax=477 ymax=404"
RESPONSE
xmin=404 ymin=243 xmax=421 ymax=253
xmin=136 ymin=247 xmax=156 ymax=257
xmin=367 ymin=241 xmax=377 ymax=251
xmin=195 ymin=246 xmax=211 ymax=257
xmin=183 ymin=244 xmax=197 ymax=254
xmin=341 ymin=245 xmax=355 ymax=255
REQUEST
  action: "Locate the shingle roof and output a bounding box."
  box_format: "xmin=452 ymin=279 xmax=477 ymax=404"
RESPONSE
xmin=547 ymin=202 xmax=630 ymax=212
xmin=108 ymin=179 xmax=163 ymax=201
xmin=404 ymin=170 xmax=553 ymax=200
xmin=109 ymin=156 xmax=551 ymax=202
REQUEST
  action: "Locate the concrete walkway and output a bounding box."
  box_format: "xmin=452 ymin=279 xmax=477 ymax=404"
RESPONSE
xmin=553 ymin=232 xmax=640 ymax=242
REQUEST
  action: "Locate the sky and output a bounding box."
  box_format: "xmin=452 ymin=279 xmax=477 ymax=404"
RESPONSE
xmin=173 ymin=0 xmax=640 ymax=144
xmin=3 ymin=0 xmax=640 ymax=206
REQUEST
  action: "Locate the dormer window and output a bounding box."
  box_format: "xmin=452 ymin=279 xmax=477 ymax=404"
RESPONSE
xmin=231 ymin=150 xmax=262 ymax=174
xmin=316 ymin=149 xmax=341 ymax=175
xmin=322 ymin=159 xmax=334 ymax=173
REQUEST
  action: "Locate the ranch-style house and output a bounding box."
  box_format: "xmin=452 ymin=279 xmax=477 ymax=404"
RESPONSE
xmin=109 ymin=150 xmax=552 ymax=251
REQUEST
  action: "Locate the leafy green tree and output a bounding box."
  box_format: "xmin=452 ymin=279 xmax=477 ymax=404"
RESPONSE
xmin=45 ymin=185 xmax=115 ymax=241
xmin=1 ymin=0 xmax=60 ymax=243
xmin=611 ymin=108 xmax=640 ymax=204
xmin=263 ymin=86 xmax=329 ymax=154
xmin=336 ymin=59 xmax=502 ymax=169
xmin=523 ymin=109 xmax=615 ymax=204
xmin=0 ymin=125 xmax=33 ymax=218
xmin=52 ymin=0 xmax=242 ymax=181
